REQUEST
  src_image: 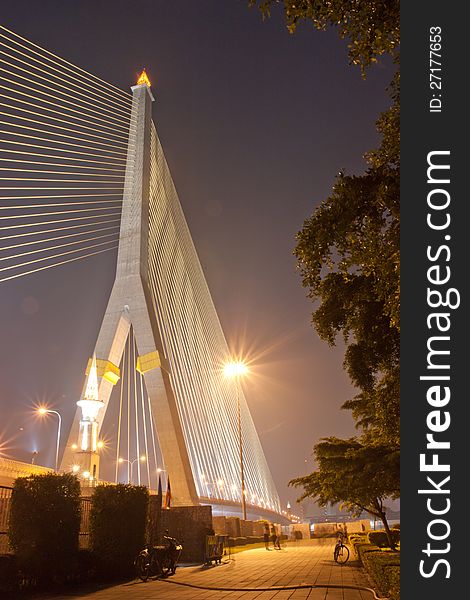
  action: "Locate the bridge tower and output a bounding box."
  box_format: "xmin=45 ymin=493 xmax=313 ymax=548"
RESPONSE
xmin=61 ymin=72 xmax=198 ymax=505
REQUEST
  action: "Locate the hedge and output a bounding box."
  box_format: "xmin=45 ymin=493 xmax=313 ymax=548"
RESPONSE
xmin=90 ymin=484 xmax=149 ymax=578
xmin=348 ymin=533 xmax=368 ymax=547
xmin=8 ymin=473 xmax=81 ymax=585
xmin=0 ymin=555 xmax=19 ymax=595
xmin=355 ymin=540 xmax=400 ymax=600
xmin=362 ymin=549 xmax=400 ymax=600
xmin=368 ymin=528 xmax=400 ymax=548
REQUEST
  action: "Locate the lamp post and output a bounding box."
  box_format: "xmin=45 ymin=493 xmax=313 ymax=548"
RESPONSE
xmin=224 ymin=361 xmax=248 ymax=520
xmin=37 ymin=407 xmax=62 ymax=472
xmin=118 ymin=455 xmax=146 ymax=484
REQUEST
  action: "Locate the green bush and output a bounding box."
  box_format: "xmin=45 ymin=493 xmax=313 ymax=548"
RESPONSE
xmin=8 ymin=473 xmax=81 ymax=585
xmin=0 ymin=555 xmax=19 ymax=594
xmin=362 ymin=550 xmax=400 ymax=600
xmin=348 ymin=533 xmax=368 ymax=544
xmin=90 ymin=484 xmax=149 ymax=578
xmin=348 ymin=534 xmax=369 ymax=555
xmin=368 ymin=529 xmax=400 ymax=548
xmin=232 ymin=536 xmax=248 ymax=546
xmin=246 ymin=535 xmax=263 ymax=543
xmin=355 ymin=542 xmax=381 ymax=561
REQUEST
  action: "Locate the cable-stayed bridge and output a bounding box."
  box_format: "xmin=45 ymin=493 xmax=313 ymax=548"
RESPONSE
xmin=0 ymin=25 xmax=282 ymax=520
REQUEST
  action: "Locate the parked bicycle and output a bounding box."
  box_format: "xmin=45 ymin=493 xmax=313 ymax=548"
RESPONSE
xmin=135 ymin=534 xmax=183 ymax=581
xmin=333 ymin=530 xmax=349 ymax=564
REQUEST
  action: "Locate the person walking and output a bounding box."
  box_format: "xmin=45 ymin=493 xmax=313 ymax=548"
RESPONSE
xmin=270 ymin=524 xmax=279 ymax=550
xmin=264 ymin=522 xmax=271 ymax=550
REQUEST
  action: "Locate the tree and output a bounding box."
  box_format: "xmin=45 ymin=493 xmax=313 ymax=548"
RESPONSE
xmin=290 ymin=437 xmax=399 ymax=548
xmin=294 ymin=76 xmax=400 ymax=446
xmin=249 ymin=0 xmax=400 ymax=73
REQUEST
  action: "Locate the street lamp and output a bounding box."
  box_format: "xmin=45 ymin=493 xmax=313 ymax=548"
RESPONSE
xmin=37 ymin=407 xmax=62 ymax=472
xmin=118 ymin=455 xmax=146 ymax=484
xmin=224 ymin=360 xmax=248 ymax=520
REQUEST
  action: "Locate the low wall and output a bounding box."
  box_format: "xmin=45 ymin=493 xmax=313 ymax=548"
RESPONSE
xmin=214 ymin=516 xmax=277 ymax=539
xmin=160 ymin=505 xmax=213 ymax=563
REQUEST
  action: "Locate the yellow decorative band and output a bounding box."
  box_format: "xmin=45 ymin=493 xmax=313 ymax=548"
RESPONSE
xmin=136 ymin=350 xmax=161 ymax=374
xmin=86 ymin=358 xmax=120 ymax=385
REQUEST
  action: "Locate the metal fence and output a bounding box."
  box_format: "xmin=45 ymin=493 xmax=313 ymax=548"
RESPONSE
xmin=0 ymin=485 xmax=13 ymax=554
xmin=79 ymin=496 xmax=92 ymax=549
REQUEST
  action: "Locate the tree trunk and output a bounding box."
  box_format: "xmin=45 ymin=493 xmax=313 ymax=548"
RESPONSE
xmin=378 ymin=510 xmax=395 ymax=550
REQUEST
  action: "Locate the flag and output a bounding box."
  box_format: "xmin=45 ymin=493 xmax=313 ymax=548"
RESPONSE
xmin=164 ymin=477 xmax=171 ymax=509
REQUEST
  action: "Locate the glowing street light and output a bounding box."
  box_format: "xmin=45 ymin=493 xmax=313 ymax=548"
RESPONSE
xmin=223 ymin=362 xmax=248 ymax=378
xmin=224 ymin=360 xmax=249 ymax=520
xmin=37 ymin=407 xmax=62 ymax=472
xmin=118 ymin=455 xmax=146 ymax=484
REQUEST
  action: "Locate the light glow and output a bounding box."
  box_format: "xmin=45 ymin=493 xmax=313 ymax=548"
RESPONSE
xmin=136 ymin=69 xmax=151 ymax=87
xmin=223 ymin=361 xmax=248 ymax=378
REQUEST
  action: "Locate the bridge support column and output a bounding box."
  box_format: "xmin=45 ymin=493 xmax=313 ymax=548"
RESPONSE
xmin=61 ymin=77 xmax=198 ymax=506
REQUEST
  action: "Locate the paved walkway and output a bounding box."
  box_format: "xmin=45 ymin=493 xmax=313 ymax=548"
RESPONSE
xmin=51 ymin=540 xmax=378 ymax=600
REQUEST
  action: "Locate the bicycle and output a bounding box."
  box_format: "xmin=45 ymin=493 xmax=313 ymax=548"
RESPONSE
xmin=333 ymin=531 xmax=349 ymax=564
xmin=135 ymin=534 xmax=183 ymax=581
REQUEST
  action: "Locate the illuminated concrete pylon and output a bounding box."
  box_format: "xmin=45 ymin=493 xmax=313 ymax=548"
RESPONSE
xmin=61 ymin=72 xmax=198 ymax=505
xmin=61 ymin=70 xmax=281 ymax=518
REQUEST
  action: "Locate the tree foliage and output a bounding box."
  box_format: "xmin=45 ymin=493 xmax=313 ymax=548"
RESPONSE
xmin=248 ymin=0 xmax=401 ymax=521
xmin=249 ymin=0 xmax=400 ymax=73
xmin=8 ymin=473 xmax=81 ymax=583
xmin=290 ymin=437 xmax=399 ymax=546
xmin=294 ymin=72 xmax=399 ymax=446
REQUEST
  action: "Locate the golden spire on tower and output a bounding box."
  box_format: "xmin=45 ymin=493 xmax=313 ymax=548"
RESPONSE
xmin=137 ymin=69 xmax=151 ymax=87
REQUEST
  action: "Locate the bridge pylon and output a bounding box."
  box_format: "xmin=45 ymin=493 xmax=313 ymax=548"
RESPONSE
xmin=61 ymin=75 xmax=198 ymax=506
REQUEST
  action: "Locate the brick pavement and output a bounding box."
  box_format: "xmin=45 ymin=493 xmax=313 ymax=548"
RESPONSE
xmin=50 ymin=540 xmax=379 ymax=600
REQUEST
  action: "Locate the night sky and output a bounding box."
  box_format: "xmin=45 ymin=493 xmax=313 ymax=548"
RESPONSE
xmin=0 ymin=1 xmax=394 ymax=514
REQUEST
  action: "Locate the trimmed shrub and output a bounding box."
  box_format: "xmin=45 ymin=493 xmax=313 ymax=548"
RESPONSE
xmin=232 ymin=536 xmax=248 ymax=546
xmin=0 ymin=555 xmax=19 ymax=595
xmin=362 ymin=550 xmax=400 ymax=600
xmin=90 ymin=484 xmax=149 ymax=578
xmin=348 ymin=533 xmax=368 ymax=546
xmin=8 ymin=473 xmax=81 ymax=585
xmin=368 ymin=529 xmax=400 ymax=548
xmin=246 ymin=536 xmax=263 ymax=543
xmin=355 ymin=542 xmax=381 ymax=561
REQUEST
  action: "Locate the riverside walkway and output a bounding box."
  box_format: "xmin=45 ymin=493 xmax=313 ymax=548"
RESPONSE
xmin=51 ymin=540 xmax=380 ymax=600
